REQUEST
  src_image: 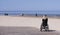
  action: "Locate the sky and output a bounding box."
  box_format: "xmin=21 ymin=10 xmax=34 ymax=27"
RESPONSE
xmin=0 ymin=0 xmax=60 ymax=11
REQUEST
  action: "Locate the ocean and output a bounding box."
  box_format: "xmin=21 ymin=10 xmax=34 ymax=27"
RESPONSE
xmin=0 ymin=11 xmax=60 ymax=16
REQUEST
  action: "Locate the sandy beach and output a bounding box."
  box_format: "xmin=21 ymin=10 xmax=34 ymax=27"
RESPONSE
xmin=0 ymin=16 xmax=60 ymax=35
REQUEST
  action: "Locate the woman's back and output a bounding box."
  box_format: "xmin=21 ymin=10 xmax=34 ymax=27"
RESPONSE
xmin=42 ymin=18 xmax=48 ymax=26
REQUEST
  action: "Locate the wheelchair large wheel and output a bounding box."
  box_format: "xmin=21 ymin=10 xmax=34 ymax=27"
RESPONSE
xmin=40 ymin=24 xmax=49 ymax=32
xmin=45 ymin=26 xmax=49 ymax=31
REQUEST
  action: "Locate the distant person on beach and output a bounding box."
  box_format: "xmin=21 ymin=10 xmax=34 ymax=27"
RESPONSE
xmin=40 ymin=15 xmax=49 ymax=31
xmin=22 ymin=13 xmax=24 ymax=16
xmin=4 ymin=13 xmax=8 ymax=16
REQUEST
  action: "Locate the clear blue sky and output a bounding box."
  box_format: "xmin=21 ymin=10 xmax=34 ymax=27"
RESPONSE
xmin=0 ymin=0 xmax=60 ymax=11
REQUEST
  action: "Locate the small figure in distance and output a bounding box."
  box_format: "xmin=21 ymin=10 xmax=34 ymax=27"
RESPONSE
xmin=4 ymin=13 xmax=8 ymax=16
xmin=40 ymin=15 xmax=49 ymax=32
xmin=35 ymin=13 xmax=37 ymax=16
xmin=22 ymin=13 xmax=24 ymax=16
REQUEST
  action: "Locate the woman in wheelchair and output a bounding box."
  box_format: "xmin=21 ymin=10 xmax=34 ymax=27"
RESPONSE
xmin=40 ymin=15 xmax=49 ymax=31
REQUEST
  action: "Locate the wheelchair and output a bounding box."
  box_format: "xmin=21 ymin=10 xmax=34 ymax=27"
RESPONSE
xmin=40 ymin=23 xmax=49 ymax=32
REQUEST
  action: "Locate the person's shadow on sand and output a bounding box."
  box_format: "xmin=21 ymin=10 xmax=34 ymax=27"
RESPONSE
xmin=41 ymin=30 xmax=56 ymax=32
xmin=47 ymin=30 xmax=56 ymax=32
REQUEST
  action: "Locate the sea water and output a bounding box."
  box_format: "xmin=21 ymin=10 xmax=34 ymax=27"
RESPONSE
xmin=0 ymin=11 xmax=60 ymax=16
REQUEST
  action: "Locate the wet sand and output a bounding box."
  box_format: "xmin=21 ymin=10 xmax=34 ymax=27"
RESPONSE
xmin=0 ymin=26 xmax=60 ymax=35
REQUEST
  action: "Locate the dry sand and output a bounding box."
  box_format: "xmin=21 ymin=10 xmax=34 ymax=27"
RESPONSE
xmin=0 ymin=16 xmax=60 ymax=35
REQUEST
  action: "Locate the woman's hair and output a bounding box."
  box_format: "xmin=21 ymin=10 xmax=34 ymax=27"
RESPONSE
xmin=42 ymin=15 xmax=47 ymax=17
xmin=42 ymin=15 xmax=47 ymax=19
xmin=44 ymin=15 xmax=47 ymax=17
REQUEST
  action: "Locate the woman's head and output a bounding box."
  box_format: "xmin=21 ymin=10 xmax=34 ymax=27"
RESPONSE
xmin=42 ymin=15 xmax=47 ymax=19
